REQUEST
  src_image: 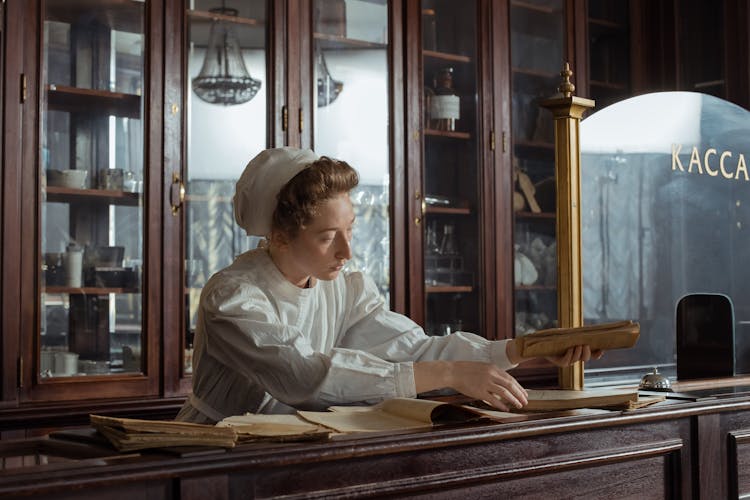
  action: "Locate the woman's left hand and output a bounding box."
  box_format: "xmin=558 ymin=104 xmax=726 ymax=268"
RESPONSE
xmin=545 ymin=345 xmax=604 ymax=367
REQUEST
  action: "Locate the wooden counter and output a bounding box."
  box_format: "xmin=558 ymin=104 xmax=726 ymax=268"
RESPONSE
xmin=1 ymin=392 xmax=750 ymax=499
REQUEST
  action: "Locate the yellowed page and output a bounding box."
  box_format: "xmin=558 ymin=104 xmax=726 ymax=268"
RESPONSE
xmin=217 ymin=414 xmax=325 ymax=437
xmin=298 ymin=408 xmax=430 ymax=433
xmin=525 ymin=388 xmax=637 ymax=410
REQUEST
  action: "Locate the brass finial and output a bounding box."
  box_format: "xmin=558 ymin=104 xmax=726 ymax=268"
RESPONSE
xmin=558 ymin=62 xmax=575 ymax=98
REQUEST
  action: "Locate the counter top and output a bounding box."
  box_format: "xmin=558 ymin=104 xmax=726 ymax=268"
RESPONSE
xmin=2 ymin=389 xmax=750 ymax=499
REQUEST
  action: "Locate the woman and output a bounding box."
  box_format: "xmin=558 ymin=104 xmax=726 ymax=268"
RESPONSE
xmin=177 ymin=147 xmax=599 ymax=423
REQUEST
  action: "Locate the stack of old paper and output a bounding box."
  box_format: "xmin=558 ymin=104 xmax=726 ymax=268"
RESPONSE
xmin=217 ymin=414 xmax=331 ymax=442
xmin=90 ymin=414 xmax=237 ymax=452
xmin=523 ymin=389 xmax=664 ymax=411
xmin=514 ymin=320 xmax=641 ymax=358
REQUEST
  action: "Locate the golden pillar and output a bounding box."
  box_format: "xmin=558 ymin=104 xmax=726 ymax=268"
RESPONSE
xmin=540 ymin=63 xmax=595 ymax=390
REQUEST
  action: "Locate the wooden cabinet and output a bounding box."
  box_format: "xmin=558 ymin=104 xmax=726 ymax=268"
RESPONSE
xmin=12 ymin=0 xmax=162 ymax=403
xmin=1 ymin=0 xmax=748 ymax=427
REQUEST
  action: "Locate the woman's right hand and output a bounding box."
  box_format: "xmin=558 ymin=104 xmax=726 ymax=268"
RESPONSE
xmin=414 ymin=360 xmax=528 ymax=411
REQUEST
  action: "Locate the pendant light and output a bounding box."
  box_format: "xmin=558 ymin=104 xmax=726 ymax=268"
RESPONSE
xmin=316 ymin=48 xmax=343 ymax=107
xmin=192 ymin=5 xmax=261 ymax=106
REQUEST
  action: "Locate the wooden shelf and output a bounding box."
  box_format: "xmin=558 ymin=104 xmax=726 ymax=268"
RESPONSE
xmin=45 ymin=187 xmax=142 ymax=207
xmin=515 ymin=210 xmax=555 ymax=220
xmin=188 ymin=9 xmax=262 ymax=27
xmin=588 ymin=17 xmax=626 ymax=31
xmin=44 ymin=287 xmax=140 ymax=295
xmin=423 ymin=50 xmax=472 ymax=64
xmin=515 ymin=284 xmax=556 ymax=292
xmin=510 ymin=0 xmax=557 ymax=14
xmin=590 ymin=80 xmax=628 ymax=91
xmin=426 ymin=285 xmax=474 ymax=294
xmin=424 ymin=129 xmax=471 ymax=140
xmin=512 ymin=67 xmax=558 ymax=80
xmin=47 ymin=85 xmax=141 ymax=119
xmin=45 ymin=0 xmax=144 ymax=33
xmin=314 ymin=32 xmax=387 ymax=50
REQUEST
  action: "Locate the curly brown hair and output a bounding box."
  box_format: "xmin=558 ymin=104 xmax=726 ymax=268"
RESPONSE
xmin=272 ymin=156 xmax=359 ymax=238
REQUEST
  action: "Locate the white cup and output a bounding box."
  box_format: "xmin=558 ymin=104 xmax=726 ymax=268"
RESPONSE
xmin=54 ymin=351 xmax=79 ymax=376
xmin=63 ymin=248 xmax=83 ymax=287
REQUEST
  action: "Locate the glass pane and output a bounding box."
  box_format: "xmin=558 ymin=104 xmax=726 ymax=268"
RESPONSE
xmin=580 ymin=92 xmax=750 ymax=384
xmin=185 ymin=0 xmax=268 ymax=374
xmin=510 ymin=0 xmax=564 ymax=336
xmin=312 ymin=0 xmax=391 ymax=301
xmin=40 ymin=1 xmax=146 ymax=377
xmin=421 ymin=0 xmax=481 ymax=336
xmin=588 ymin=0 xmax=631 ymax=109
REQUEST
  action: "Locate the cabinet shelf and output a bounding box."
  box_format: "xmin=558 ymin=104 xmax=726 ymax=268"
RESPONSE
xmin=424 ymin=129 xmax=471 ymax=139
xmin=589 ymin=17 xmax=626 ymax=31
xmin=512 ymin=67 xmax=557 ymax=80
xmin=44 ymin=287 xmax=139 ymax=295
xmin=423 ymin=50 xmax=472 ymax=64
xmin=590 ymin=80 xmax=628 ymax=91
xmin=515 ymin=210 xmax=555 ymax=220
xmin=515 ymin=284 xmax=556 ymax=292
xmin=188 ymin=9 xmax=262 ymax=27
xmin=426 ymin=285 xmax=474 ymax=294
xmin=47 ymin=85 xmax=141 ymax=119
xmin=510 ymin=0 xmax=557 ymax=14
xmin=46 ymin=0 xmax=144 ymax=33
xmin=45 ymin=187 xmax=142 ymax=207
xmin=314 ymin=33 xmax=387 ymax=50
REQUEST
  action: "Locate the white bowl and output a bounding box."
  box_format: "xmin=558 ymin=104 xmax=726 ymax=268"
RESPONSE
xmin=48 ymin=169 xmax=88 ymax=189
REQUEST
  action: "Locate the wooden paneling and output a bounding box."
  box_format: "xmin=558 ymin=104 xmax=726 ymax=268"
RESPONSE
xmin=728 ymin=429 xmax=750 ymax=499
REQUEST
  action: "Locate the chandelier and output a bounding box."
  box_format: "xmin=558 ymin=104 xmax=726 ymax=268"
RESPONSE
xmin=192 ymin=6 xmax=261 ymax=106
xmin=316 ymin=49 xmax=343 ymax=107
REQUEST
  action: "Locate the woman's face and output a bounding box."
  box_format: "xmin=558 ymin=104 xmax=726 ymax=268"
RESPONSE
xmin=281 ymin=192 xmax=355 ymax=283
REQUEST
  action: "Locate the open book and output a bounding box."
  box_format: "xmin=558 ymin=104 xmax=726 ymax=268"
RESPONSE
xmin=297 ymin=391 xmax=664 ymax=434
xmin=90 ymin=414 xmax=237 ymax=452
xmin=297 ymin=398 xmax=512 ymax=434
xmin=513 ymin=320 xmax=640 ymax=358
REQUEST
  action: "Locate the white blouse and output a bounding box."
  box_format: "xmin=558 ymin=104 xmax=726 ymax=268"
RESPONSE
xmin=176 ymin=249 xmax=516 ymax=422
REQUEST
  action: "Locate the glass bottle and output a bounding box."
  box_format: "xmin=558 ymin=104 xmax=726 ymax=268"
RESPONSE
xmin=430 ymin=67 xmax=460 ymax=131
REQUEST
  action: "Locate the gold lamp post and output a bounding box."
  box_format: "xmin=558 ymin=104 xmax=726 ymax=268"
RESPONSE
xmin=540 ymin=63 xmax=595 ymax=390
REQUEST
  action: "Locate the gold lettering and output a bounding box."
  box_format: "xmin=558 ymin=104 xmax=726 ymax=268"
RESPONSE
xmin=672 ymin=144 xmax=684 ymax=171
xmin=719 ymin=151 xmax=732 ymax=179
xmin=688 ymin=147 xmax=703 ymax=174
xmin=736 ymin=154 xmax=749 ymax=181
xmin=720 ymin=150 xmax=734 ymax=179
xmin=704 ymin=148 xmax=718 ymax=176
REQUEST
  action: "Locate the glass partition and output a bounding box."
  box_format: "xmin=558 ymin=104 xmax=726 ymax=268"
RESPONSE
xmin=40 ymin=0 xmax=146 ymax=378
xmin=581 ymin=92 xmax=750 ymax=384
xmin=312 ymin=0 xmax=391 ymax=301
xmin=184 ymin=0 xmax=268 ymax=374
xmin=510 ymin=0 xmax=565 ymax=336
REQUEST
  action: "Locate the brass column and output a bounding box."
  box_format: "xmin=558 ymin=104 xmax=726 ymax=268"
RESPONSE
xmin=540 ymin=63 xmax=595 ymax=390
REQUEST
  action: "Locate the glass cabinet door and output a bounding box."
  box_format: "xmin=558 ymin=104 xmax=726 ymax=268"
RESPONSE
xmin=40 ymin=0 xmax=146 ymax=379
xmin=311 ymin=0 xmax=391 ymax=301
xmin=587 ymin=0 xmax=631 ymax=108
xmin=420 ymin=0 xmax=483 ymax=336
xmin=183 ymin=0 xmax=269 ymax=374
xmin=510 ymin=0 xmax=564 ymax=336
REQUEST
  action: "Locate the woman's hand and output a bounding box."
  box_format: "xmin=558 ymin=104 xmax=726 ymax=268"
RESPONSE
xmin=545 ymin=345 xmax=604 ymax=367
xmin=414 ymin=361 xmax=528 ymax=412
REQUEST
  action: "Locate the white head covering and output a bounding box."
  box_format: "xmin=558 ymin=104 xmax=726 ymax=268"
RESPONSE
xmin=233 ymin=147 xmax=320 ymax=236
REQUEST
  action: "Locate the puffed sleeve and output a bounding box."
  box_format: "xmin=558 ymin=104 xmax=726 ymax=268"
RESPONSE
xmin=200 ymin=279 xmax=418 ymax=408
xmin=340 ymin=272 xmax=517 ymax=371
